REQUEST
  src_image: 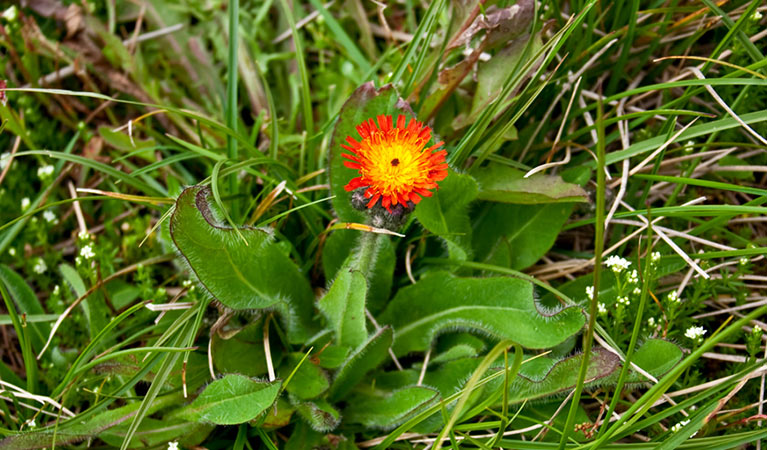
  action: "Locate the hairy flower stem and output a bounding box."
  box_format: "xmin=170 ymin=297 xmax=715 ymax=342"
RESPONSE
xmin=354 ymin=229 xmax=382 ymax=280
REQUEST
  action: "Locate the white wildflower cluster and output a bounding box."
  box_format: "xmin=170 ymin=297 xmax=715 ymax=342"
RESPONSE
xmin=43 ymin=210 xmax=58 ymax=224
xmin=79 ymin=244 xmax=95 ymax=260
xmin=33 ymin=258 xmax=47 ymax=274
xmin=671 ymin=419 xmax=690 ymax=433
xmin=168 ymin=441 xmax=179 ymax=450
xmin=739 ymin=256 xmax=749 ymax=267
xmin=628 ymin=270 xmax=639 ymax=284
xmin=684 ymin=326 xmax=707 ymax=341
xmin=666 ymin=291 xmax=680 ymax=304
xmin=632 ymin=286 xmax=641 ymax=295
xmin=752 ymin=10 xmax=763 ymax=21
xmin=647 ymin=317 xmax=657 ymax=328
xmin=605 ymin=255 xmax=631 ymax=273
xmin=37 ymin=165 xmax=54 ymax=179
xmin=8 ymin=248 xmax=15 ymax=256
xmin=598 ymin=302 xmax=607 ymax=315
xmin=586 ymin=285 xmax=594 ymax=299
xmin=78 ymin=230 xmax=92 ymax=241
xmin=650 ymin=251 xmax=661 ymax=263
xmin=21 ymin=197 xmax=30 ymax=211
xmin=25 ymin=419 xmax=36 ymax=428
xmin=617 ymin=296 xmax=630 ymax=306
xmin=1 ymin=5 xmax=17 ymax=22
xmin=182 ymin=279 xmax=196 ymax=292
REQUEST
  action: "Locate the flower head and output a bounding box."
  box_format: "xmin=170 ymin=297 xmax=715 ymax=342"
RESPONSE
xmin=80 ymin=244 xmax=95 ymax=260
xmin=604 ymin=255 xmax=631 ymax=273
xmin=684 ymin=326 xmax=706 ymax=341
xmin=342 ymin=115 xmax=448 ymax=212
xmin=33 ymin=258 xmax=47 ymax=274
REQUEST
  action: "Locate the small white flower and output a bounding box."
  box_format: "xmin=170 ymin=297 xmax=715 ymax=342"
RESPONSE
xmin=628 ymin=270 xmax=639 ymax=284
xmin=685 ymin=326 xmax=707 ymax=341
xmin=666 ymin=291 xmax=679 ymax=303
xmin=78 ymin=230 xmax=92 ymax=241
xmin=1 ymin=5 xmax=17 ymax=22
xmin=617 ymin=296 xmax=630 ymax=306
xmin=79 ymin=244 xmax=95 ymax=260
xmin=26 ymin=419 xmax=35 ymax=428
xmin=753 ymin=10 xmax=763 ymax=20
xmin=671 ymin=419 xmax=690 ymax=433
xmin=739 ymin=257 xmax=749 ymax=266
xmin=43 ymin=210 xmax=58 ymax=224
xmin=33 ymin=258 xmax=47 ymax=274
xmin=0 ymin=152 xmax=11 ymax=170
xmin=37 ymin=165 xmax=54 ymax=179
xmin=168 ymin=441 xmax=179 ymax=450
xmin=651 ymin=251 xmax=661 ymax=263
xmin=8 ymin=248 xmax=15 ymax=256
xmin=754 ymin=325 xmax=762 ymax=334
xmin=605 ymin=255 xmax=631 ymax=273
xmin=586 ymin=285 xmax=595 ymax=298
xmin=53 ymin=284 xmax=60 ymax=295
xmin=632 ymin=287 xmax=641 ymax=295
xmin=21 ymin=197 xmax=30 ymax=211
xmin=598 ymin=302 xmax=607 ymax=315
xmin=648 ymin=317 xmax=657 ymax=327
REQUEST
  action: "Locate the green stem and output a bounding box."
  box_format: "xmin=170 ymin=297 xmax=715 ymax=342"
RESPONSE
xmin=598 ymin=210 xmax=654 ymax=437
xmin=226 ymin=0 xmax=240 ymax=219
xmin=354 ymin=230 xmax=381 ymax=279
xmin=558 ymin=94 xmax=606 ymax=450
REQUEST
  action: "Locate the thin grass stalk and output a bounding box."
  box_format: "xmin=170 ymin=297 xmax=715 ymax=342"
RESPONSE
xmin=597 ymin=209 xmax=655 ymax=437
xmin=226 ymin=0 xmax=240 ymax=218
xmin=278 ymin=0 xmax=314 ymax=136
xmin=557 ymin=94 xmax=606 ymax=450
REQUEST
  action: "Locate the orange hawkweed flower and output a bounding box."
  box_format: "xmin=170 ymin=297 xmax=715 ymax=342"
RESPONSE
xmin=342 ymin=114 xmax=448 ymax=212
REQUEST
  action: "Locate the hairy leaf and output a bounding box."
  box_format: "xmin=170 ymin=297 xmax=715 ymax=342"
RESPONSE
xmin=294 ymin=398 xmax=341 ymax=432
xmin=329 ymin=326 xmax=394 ymax=401
xmin=414 ymin=171 xmax=479 ymax=261
xmin=176 ymin=375 xmax=281 ymax=425
xmin=474 ymin=165 xmax=588 ymax=204
xmin=280 ymin=353 xmax=330 ymax=400
xmin=170 ymin=185 xmax=315 ymax=342
xmin=344 ymin=386 xmax=439 ymax=429
xmin=379 ymin=272 xmax=585 ymax=355
xmin=318 ymin=268 xmax=368 ymax=349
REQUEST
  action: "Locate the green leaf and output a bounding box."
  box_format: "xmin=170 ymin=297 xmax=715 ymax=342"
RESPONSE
xmin=329 ymin=326 xmax=394 ymax=401
xmin=474 ymin=165 xmax=588 ymax=204
xmin=318 ymin=268 xmax=368 ymax=349
xmin=170 ymin=185 xmax=316 ymax=343
xmin=177 ymin=375 xmax=281 ymax=425
xmin=323 ymin=230 xmax=395 ymax=315
xmin=378 ymin=272 xmax=585 ymax=356
xmin=0 ymin=265 xmax=49 ymax=353
xmin=473 ymin=202 xmax=575 ymax=270
xmin=344 ymin=386 xmax=439 ymax=429
xmin=294 ymin=398 xmax=341 ymax=432
xmin=414 ymin=170 xmax=479 ymax=261
xmin=212 ymin=322 xmax=269 ymax=377
xmin=279 ymin=353 xmax=330 ymax=400
xmin=328 ymin=82 xmax=415 ymax=222
xmin=493 ymin=340 xmax=683 ymax=406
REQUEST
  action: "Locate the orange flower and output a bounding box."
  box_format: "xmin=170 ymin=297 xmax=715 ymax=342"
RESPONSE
xmin=342 ymin=115 xmax=448 ymax=212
